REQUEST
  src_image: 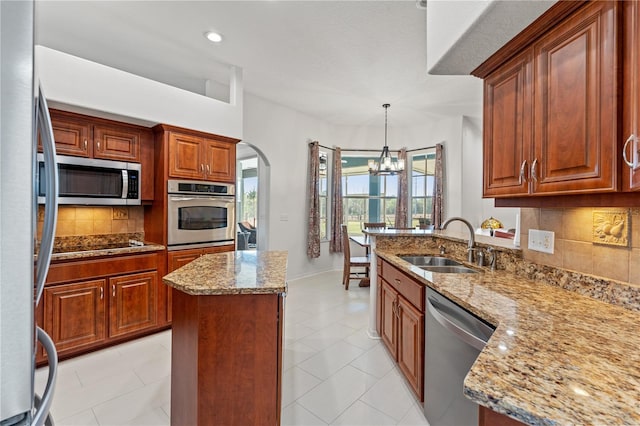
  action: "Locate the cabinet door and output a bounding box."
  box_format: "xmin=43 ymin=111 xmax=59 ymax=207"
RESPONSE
xmin=623 ymin=0 xmax=640 ymax=190
xmin=533 ymin=1 xmax=618 ymax=194
xmin=203 ymin=138 xmax=235 ymax=182
xmin=49 ymin=110 xmax=92 ymax=157
xmin=380 ymin=280 xmax=398 ymax=359
xmin=168 ymin=132 xmax=205 ymax=180
xmin=109 ymin=271 xmax=157 ymax=338
xmin=483 ymin=50 xmax=532 ymax=197
xmin=167 ymin=248 xmax=204 ymax=323
xmin=397 ymin=297 xmax=424 ymax=400
xmin=43 ymin=279 xmax=107 ymax=354
xmin=478 ymin=405 xmax=526 ymax=426
xmin=93 ymin=124 xmax=141 ymax=162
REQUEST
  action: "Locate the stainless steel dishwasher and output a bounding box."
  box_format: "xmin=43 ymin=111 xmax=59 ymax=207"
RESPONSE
xmin=424 ymin=288 xmax=496 ymax=426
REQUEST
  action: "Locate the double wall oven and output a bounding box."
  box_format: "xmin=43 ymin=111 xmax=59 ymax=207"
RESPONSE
xmin=167 ymin=179 xmax=235 ymax=250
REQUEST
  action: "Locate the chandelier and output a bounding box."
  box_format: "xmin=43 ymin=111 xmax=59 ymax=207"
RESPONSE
xmin=368 ymin=103 xmax=404 ymax=175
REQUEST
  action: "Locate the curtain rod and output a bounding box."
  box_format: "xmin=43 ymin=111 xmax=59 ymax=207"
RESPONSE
xmin=317 ymin=144 xmax=437 ymax=153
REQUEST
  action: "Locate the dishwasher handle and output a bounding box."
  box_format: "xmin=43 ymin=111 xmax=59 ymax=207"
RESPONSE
xmin=427 ymin=296 xmax=489 ymax=351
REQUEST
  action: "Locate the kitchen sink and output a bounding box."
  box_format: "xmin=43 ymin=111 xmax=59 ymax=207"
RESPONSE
xmin=399 ymin=256 xmax=464 ymax=267
xmin=418 ymin=265 xmax=478 ymax=274
xmin=399 ymin=256 xmax=479 ymax=274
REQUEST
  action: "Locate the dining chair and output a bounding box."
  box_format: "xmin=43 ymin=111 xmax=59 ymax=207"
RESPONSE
xmin=341 ymin=224 xmax=370 ymax=290
xmin=363 ymin=222 xmax=386 ymax=229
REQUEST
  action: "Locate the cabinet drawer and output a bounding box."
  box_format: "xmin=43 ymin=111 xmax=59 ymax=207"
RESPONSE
xmin=382 ymin=261 xmax=424 ymax=311
xmin=46 ymin=253 xmax=160 ymax=285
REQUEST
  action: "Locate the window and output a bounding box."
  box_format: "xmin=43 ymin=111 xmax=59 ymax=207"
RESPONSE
xmin=411 ymin=152 xmax=435 ymax=228
xmin=319 ymin=151 xmax=328 ymax=240
xmin=341 ymin=156 xmax=398 ymax=234
xmin=238 ymin=157 xmax=258 ymax=228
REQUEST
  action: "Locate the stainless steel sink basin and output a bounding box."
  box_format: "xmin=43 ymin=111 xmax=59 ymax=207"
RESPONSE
xmin=419 ymin=265 xmax=478 ymax=274
xmin=399 ymin=256 xmax=463 ymax=267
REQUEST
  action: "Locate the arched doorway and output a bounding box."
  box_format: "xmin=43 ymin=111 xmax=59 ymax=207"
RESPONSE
xmin=236 ymin=142 xmax=270 ymax=250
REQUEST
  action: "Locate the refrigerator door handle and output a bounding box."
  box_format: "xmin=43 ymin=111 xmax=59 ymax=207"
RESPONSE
xmin=32 ymin=327 xmax=57 ymax=426
xmin=34 ymin=85 xmax=58 ymax=305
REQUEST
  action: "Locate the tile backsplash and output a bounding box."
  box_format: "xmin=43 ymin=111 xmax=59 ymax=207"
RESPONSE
xmin=37 ymin=206 xmax=144 ymax=238
xmin=520 ymin=208 xmax=640 ymax=286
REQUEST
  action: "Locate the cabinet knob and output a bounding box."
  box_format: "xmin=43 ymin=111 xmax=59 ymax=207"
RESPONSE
xmin=531 ymin=158 xmax=539 ymax=182
xmin=623 ymin=134 xmax=637 ymax=168
xmin=519 ymin=160 xmax=528 ymax=184
xmin=100 ymin=286 xmax=104 ymax=300
xmin=84 ymin=140 xmax=88 ymax=150
xmin=112 ymin=284 xmax=116 ymax=297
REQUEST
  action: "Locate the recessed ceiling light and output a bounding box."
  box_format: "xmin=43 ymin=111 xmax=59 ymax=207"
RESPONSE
xmin=205 ymin=31 xmax=223 ymax=43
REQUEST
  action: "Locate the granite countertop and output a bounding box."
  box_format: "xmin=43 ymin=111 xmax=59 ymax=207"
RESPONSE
xmin=50 ymin=242 xmax=165 ymax=261
xmin=377 ymin=249 xmax=640 ymax=426
xmin=163 ymin=250 xmax=288 ymax=296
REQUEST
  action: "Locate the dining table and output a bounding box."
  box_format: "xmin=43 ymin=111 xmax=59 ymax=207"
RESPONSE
xmin=349 ymin=234 xmax=371 ymax=287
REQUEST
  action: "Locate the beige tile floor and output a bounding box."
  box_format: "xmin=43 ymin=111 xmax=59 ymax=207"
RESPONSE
xmin=36 ymin=270 xmax=430 ymax=425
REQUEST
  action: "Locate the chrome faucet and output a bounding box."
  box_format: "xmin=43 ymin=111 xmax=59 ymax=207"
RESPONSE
xmin=440 ymin=217 xmax=476 ymax=263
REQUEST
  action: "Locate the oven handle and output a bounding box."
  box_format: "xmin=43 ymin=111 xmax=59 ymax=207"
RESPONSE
xmin=169 ymin=195 xmax=235 ymax=203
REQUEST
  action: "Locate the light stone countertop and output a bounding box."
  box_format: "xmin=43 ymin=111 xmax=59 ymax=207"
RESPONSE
xmin=163 ymin=250 xmax=288 ymax=296
xmin=50 ymin=243 xmax=165 ymax=261
xmin=377 ymin=250 xmax=640 ymax=425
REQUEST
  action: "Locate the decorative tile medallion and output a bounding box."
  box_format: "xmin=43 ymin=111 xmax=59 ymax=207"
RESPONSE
xmin=112 ymin=207 xmax=129 ymax=220
xmin=592 ymin=209 xmax=630 ymax=247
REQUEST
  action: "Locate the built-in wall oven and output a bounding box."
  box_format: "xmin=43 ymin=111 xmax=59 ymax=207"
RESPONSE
xmin=167 ymin=179 xmax=235 ymax=250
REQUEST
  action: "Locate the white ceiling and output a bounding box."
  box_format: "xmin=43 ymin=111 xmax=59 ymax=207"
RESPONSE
xmin=34 ymin=1 xmax=486 ymax=127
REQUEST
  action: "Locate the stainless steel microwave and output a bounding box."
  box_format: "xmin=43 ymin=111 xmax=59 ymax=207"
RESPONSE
xmin=37 ymin=154 xmax=141 ymax=205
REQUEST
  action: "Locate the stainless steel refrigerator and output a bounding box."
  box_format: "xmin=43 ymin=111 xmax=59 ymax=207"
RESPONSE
xmin=1 ymin=1 xmax=59 ymax=425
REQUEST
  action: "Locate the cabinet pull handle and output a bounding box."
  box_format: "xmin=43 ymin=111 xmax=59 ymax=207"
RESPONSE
xmin=200 ymin=164 xmax=205 ymax=173
xmin=519 ymin=160 xmax=528 ymax=184
xmin=100 ymin=287 xmax=103 ymax=300
xmin=623 ymin=134 xmax=636 ymax=168
xmin=84 ymin=139 xmax=88 ymax=150
xmin=112 ymin=284 xmax=116 ymax=297
xmin=206 ymin=165 xmax=211 ymax=175
xmin=97 ymin=141 xmax=100 ymax=151
xmin=531 ymin=158 xmax=539 ymax=182
xmin=394 ymin=278 xmax=401 ymax=285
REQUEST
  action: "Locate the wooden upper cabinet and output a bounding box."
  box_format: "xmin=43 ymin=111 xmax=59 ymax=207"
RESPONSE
xmin=93 ymin=124 xmax=140 ymax=162
xmin=532 ymin=0 xmax=618 ymax=195
xmin=203 ymin=138 xmax=235 ymax=182
xmin=623 ymin=0 xmax=640 ymax=191
xmin=480 ymin=1 xmax=622 ymax=200
xmin=49 ymin=109 xmax=142 ymax=163
xmin=49 ymin=110 xmax=92 ymax=157
xmin=168 ymin=132 xmax=205 ymax=180
xmin=168 ymin=130 xmax=236 ymax=183
xmin=483 ymin=50 xmax=532 ymax=197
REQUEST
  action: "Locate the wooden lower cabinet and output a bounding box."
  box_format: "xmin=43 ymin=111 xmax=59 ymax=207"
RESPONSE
xmin=43 ymin=279 xmax=107 ymax=355
xmin=171 ymin=291 xmax=284 ymax=425
xmin=38 ymin=252 xmax=164 ymax=363
xmin=109 ymin=272 xmax=157 ymax=338
xmin=166 ymin=244 xmax=235 ymax=322
xmin=397 ymin=297 xmax=424 ymax=398
xmin=479 ymin=406 xmax=526 ymax=426
xmin=378 ymin=261 xmax=425 ymax=401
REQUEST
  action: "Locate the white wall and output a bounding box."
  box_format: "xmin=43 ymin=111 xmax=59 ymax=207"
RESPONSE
xmin=36 ymin=46 xmax=243 ymax=139
xmin=461 ymin=116 xmax=519 ymax=230
xmin=242 ymin=94 xmax=341 ymax=280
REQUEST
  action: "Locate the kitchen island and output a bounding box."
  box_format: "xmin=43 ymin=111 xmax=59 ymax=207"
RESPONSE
xmin=163 ymin=250 xmax=288 ymax=426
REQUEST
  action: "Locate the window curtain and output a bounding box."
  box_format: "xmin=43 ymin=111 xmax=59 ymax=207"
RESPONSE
xmin=307 ymin=141 xmax=321 ymax=258
xmin=395 ymin=147 xmax=409 ymax=228
xmin=431 ymin=143 xmax=444 ymax=228
xmin=329 ymin=147 xmax=343 ymax=253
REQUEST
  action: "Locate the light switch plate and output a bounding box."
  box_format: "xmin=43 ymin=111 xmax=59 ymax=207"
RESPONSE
xmin=528 ymin=229 xmax=554 ymax=254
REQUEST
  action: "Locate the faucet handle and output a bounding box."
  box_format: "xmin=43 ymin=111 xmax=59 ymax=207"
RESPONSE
xmin=486 ymin=247 xmax=497 ymax=271
xmin=439 ymin=245 xmax=446 ymax=255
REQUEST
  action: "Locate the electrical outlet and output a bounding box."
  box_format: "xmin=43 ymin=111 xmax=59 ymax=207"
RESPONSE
xmin=528 ymin=229 xmax=555 ymax=254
